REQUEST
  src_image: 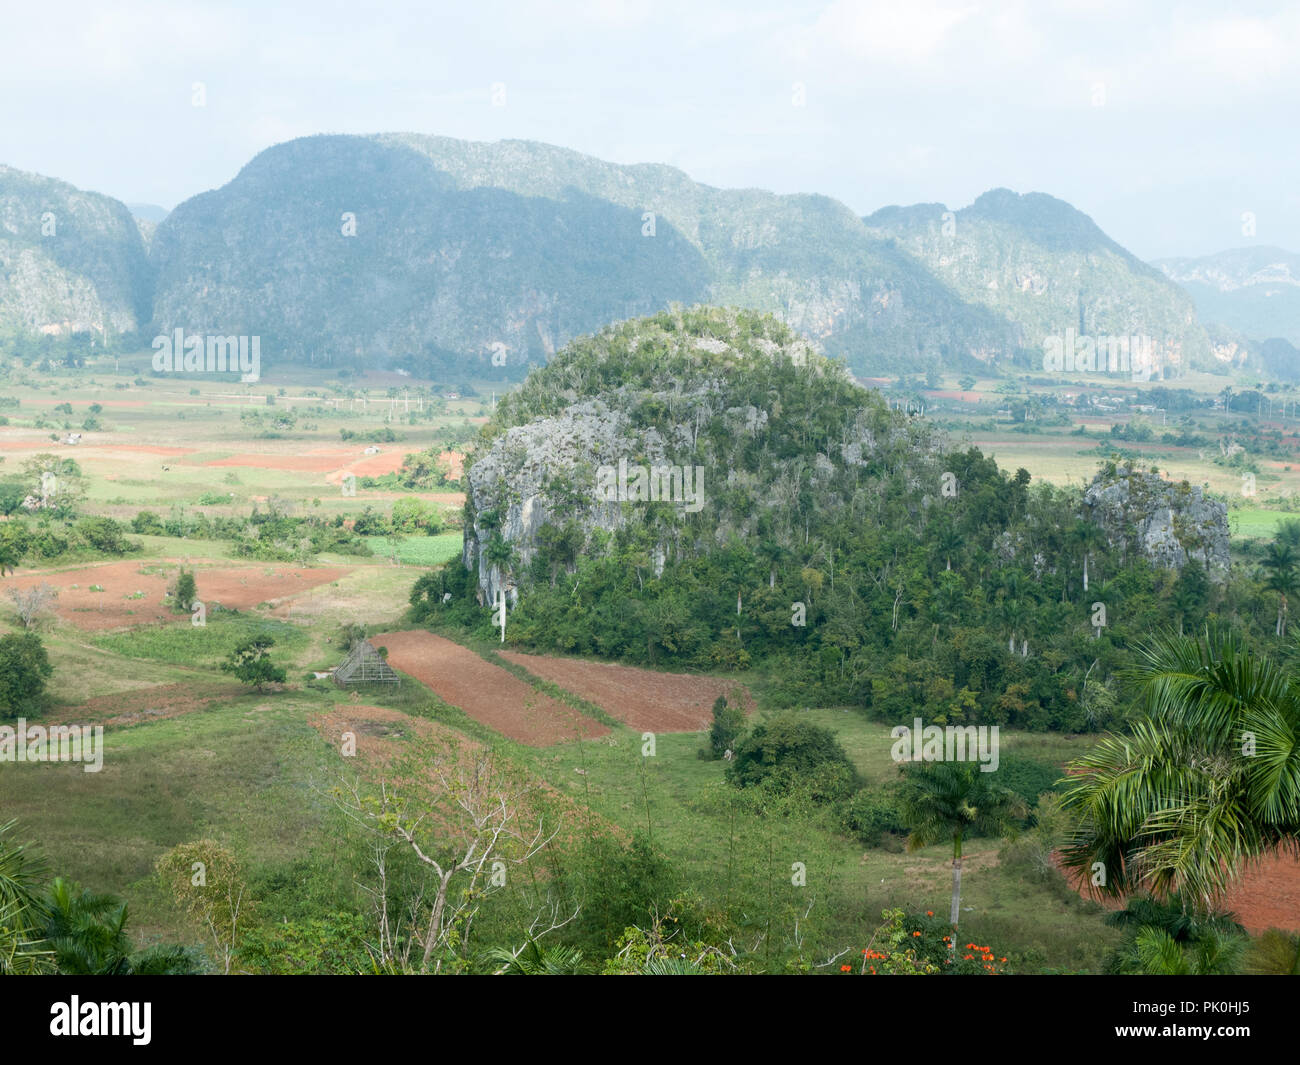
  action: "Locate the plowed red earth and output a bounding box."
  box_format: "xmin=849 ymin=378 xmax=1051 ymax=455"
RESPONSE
xmin=500 ymin=651 xmax=751 ymax=732
xmin=8 ymin=560 xmax=349 ymax=630
xmin=1055 ymin=849 xmax=1300 ymax=934
xmin=370 ymin=631 xmax=608 ymax=745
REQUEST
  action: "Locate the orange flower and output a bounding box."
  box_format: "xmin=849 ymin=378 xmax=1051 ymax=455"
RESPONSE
xmin=912 ymin=930 xmax=922 ymax=937
xmin=1000 ymin=957 xmax=1007 ymax=963
xmin=841 ymin=965 xmax=852 ymax=972
xmin=926 ymin=911 xmax=934 ymax=916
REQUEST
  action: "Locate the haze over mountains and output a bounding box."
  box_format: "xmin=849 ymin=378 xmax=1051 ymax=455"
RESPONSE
xmin=1 ymin=134 xmax=1293 ymax=379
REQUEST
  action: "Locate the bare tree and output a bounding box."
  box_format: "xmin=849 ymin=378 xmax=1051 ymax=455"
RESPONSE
xmin=7 ymin=583 xmax=58 ymax=629
xmin=334 ymin=746 xmax=568 ymax=973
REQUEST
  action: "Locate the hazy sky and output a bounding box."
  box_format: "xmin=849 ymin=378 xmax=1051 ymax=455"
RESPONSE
xmin=2 ymin=0 xmax=1296 ymax=259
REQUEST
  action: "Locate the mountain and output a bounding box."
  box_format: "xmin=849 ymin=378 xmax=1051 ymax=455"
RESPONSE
xmin=127 ymin=203 xmax=170 ymax=224
xmin=0 ymin=165 xmax=152 ymax=339
xmin=148 ymin=133 xmax=1015 ymax=376
xmin=0 ymin=138 xmax=1231 ymax=380
xmin=1154 ymin=245 xmax=1300 ymax=350
xmin=866 ymin=189 xmax=1212 ymax=376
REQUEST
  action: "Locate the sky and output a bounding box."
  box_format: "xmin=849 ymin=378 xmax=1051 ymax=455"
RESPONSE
xmin=1 ymin=0 xmax=1296 ymax=260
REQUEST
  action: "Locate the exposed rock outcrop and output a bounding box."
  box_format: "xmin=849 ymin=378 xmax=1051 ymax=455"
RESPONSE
xmin=1083 ymin=466 xmax=1229 ymax=571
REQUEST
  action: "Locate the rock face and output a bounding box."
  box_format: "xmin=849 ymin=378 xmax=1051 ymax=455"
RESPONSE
xmin=0 ymin=165 xmax=152 ymax=336
xmin=866 ymin=189 xmax=1213 ymax=375
xmin=461 ymin=308 xmax=941 ymax=605
xmin=1083 ymin=466 xmax=1229 ymax=571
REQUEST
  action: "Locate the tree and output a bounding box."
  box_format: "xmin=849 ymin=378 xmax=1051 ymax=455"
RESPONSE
xmin=0 ymin=820 xmax=54 ymax=974
xmin=899 ymin=760 xmax=1026 ymax=944
xmin=171 ymin=569 xmax=198 ymax=613
xmin=0 ymin=632 xmax=54 ymax=720
xmin=1061 ymin=630 xmax=1300 ymax=910
xmin=221 ymin=637 xmax=286 ymax=692
xmin=6 ymin=582 xmax=58 ymax=629
xmin=1101 ymin=892 xmax=1247 ymax=975
xmin=1261 ymin=542 xmax=1299 ymax=637
xmin=705 ymin=694 xmax=746 ymax=760
xmin=334 ymin=745 xmax=570 ymax=973
xmin=156 ymin=840 xmax=248 ymax=975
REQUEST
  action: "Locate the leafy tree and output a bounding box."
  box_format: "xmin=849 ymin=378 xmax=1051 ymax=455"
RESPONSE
xmin=899 ymin=760 xmax=1026 ymax=943
xmin=156 ymin=840 xmax=249 ymax=975
xmin=172 ymin=569 xmax=198 ymax=613
xmin=705 ymin=695 xmax=746 ymax=760
xmin=0 ymin=632 xmax=54 ymax=720
xmin=220 ymin=636 xmax=286 ymax=692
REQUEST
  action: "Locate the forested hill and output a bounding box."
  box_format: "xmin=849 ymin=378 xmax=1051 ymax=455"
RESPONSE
xmin=0 ymin=164 xmax=152 ymax=343
xmin=865 ymin=189 xmax=1212 ymax=375
xmin=418 ymin=308 xmax=1231 ymax=732
xmin=148 ymin=133 xmax=1013 ymax=376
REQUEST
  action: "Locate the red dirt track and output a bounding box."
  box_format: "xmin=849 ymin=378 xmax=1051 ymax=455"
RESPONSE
xmin=370 ymin=631 xmax=608 ymax=745
xmin=500 ymin=651 xmax=751 ymax=731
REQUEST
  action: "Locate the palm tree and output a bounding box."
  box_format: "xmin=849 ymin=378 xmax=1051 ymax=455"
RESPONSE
xmin=1069 ymin=519 xmax=1106 ymax=595
xmin=0 ymin=819 xmax=53 ymax=975
xmin=484 ymin=939 xmax=585 ymax=975
xmin=1102 ymin=891 xmax=1246 ymax=975
xmin=899 ymin=761 xmax=1026 ymax=945
xmin=42 ymin=877 xmax=133 ymax=975
xmin=1061 ymin=629 xmax=1300 ymax=911
xmin=1118 ymin=925 xmax=1247 ymax=975
xmin=1261 ymin=542 xmax=1299 ymax=636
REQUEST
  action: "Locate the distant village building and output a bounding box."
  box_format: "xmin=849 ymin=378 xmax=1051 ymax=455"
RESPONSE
xmin=363 ymin=445 xmax=380 ymax=455
xmin=64 ymin=433 xmax=81 ymax=445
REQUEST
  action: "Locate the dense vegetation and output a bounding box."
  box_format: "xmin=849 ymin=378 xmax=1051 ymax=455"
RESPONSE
xmin=419 ymin=309 xmax=1271 ymax=734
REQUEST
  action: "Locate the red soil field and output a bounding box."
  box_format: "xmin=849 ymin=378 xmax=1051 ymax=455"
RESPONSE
xmin=1055 ymin=848 xmax=1300 ymax=935
xmin=7 ymin=559 xmax=349 ymax=630
xmin=500 ymin=651 xmax=751 ymax=732
xmin=370 ymin=631 xmax=608 ymax=745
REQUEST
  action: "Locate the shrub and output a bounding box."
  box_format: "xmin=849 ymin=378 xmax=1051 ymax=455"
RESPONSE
xmin=840 ymin=787 xmax=907 ymax=846
xmin=725 ymin=712 xmax=859 ymax=803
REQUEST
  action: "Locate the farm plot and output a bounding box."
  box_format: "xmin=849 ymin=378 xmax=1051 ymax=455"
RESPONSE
xmin=7 ymin=560 xmax=350 ymax=630
xmin=370 ymin=631 xmax=608 ymax=745
xmin=499 ymin=651 xmax=751 ymax=732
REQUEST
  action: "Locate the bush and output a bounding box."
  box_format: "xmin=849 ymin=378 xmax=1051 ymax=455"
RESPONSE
xmin=131 ymin=510 xmax=166 ymax=535
xmin=75 ymin=516 xmax=135 ymax=554
xmin=839 ymin=787 xmax=907 ymax=846
xmin=725 ymin=712 xmax=859 ymax=803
